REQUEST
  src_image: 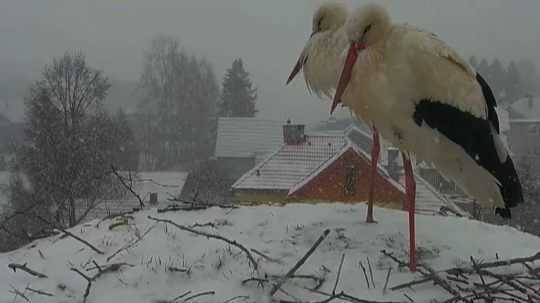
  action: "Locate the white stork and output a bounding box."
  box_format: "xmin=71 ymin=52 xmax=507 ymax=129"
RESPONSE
xmin=332 ymin=3 xmax=524 ymax=271
xmin=286 ymin=2 xmax=382 ymax=223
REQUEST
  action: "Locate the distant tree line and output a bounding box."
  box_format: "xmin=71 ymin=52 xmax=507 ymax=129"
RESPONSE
xmin=0 ymin=35 xmax=259 ymax=251
xmin=469 ymin=56 xmax=539 ymax=105
xmin=136 ymin=35 xmax=257 ymax=170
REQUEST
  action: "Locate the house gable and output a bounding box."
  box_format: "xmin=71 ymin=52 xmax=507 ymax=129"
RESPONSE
xmin=288 ymin=146 xmax=405 ymax=209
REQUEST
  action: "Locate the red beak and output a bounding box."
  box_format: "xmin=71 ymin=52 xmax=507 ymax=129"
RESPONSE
xmin=331 ymin=42 xmax=364 ymax=114
xmin=286 ymin=52 xmax=307 ymax=85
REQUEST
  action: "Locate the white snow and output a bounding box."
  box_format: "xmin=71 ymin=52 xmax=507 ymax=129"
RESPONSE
xmin=1 ymin=203 xmax=539 ymax=303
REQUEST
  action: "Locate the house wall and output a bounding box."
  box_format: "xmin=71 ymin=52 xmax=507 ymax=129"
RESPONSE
xmin=234 ymin=189 xmax=289 ymax=204
xmin=508 ymin=121 xmax=540 ymax=172
xmin=290 ymin=149 xmax=405 ymax=209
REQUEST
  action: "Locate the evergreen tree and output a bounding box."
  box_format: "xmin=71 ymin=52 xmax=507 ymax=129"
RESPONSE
xmin=219 ymin=58 xmax=257 ymax=117
xmin=488 ymin=58 xmax=505 ymax=96
xmin=468 ymin=56 xmax=478 ymax=69
xmin=478 ymin=58 xmax=490 ymax=77
xmin=506 ymin=61 xmax=522 ymax=102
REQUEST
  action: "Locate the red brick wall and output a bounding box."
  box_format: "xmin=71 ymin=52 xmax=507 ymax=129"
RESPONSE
xmin=290 ymin=148 xmax=405 ymax=209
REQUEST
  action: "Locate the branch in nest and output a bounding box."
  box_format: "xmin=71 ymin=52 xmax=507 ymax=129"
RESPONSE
xmin=33 ymin=214 xmax=104 ymax=255
xmin=242 ymin=275 xmax=325 ymax=291
xmin=111 ymin=165 xmax=145 ymax=209
xmin=25 ymin=286 xmax=54 ymax=297
xmin=71 ymin=267 xmax=93 ymax=303
xmin=269 ymin=229 xmax=331 ymax=296
xmin=71 ymin=261 xmax=133 ymax=302
xmin=9 ymin=285 xmax=31 ymax=303
xmin=147 ymin=216 xmax=258 ymax=272
xmin=107 ymin=225 xmax=154 ymax=262
xmin=8 ymin=263 xmax=48 ymax=278
xmin=251 ymin=248 xmax=283 ymax=264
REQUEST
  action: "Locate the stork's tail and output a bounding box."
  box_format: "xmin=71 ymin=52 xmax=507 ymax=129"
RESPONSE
xmin=494 ymin=156 xmax=524 ymax=219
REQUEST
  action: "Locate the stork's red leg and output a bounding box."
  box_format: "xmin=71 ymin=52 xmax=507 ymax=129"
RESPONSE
xmin=366 ymin=126 xmax=380 ymax=223
xmin=402 ymin=153 xmax=417 ymax=272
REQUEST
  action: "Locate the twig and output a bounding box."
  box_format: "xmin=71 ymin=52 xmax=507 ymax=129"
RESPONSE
xmin=182 ymin=290 xmax=215 ymax=302
xmin=403 ymin=293 xmax=414 ymax=303
xmin=359 ymin=260 xmax=371 ymax=289
xmin=307 ymin=288 xmax=407 ymax=303
xmin=8 ymin=263 xmax=47 ymax=278
xmin=251 ymin=248 xmax=283 ymax=264
xmin=269 ymin=229 xmax=331 ymax=296
xmin=383 ymin=268 xmax=392 ymax=295
xmin=171 ymin=290 xmax=192 ymax=301
xmin=148 ymin=216 xmax=258 ymax=271
xmin=33 ymin=214 xmax=104 ymax=255
xmin=222 ymin=295 xmax=249 ymax=303
xmin=470 ymin=256 xmax=491 ymax=301
xmin=332 ymin=253 xmax=346 ymax=295
xmin=107 ymin=225 xmax=154 ymax=262
xmin=421 ymin=263 xmax=462 ymax=298
xmin=70 ymin=268 xmax=93 ymax=303
xmin=367 ymin=257 xmax=376 ymax=289
xmin=390 ymin=277 xmax=432 ymax=291
xmin=111 ymin=166 xmax=144 ymax=208
xmin=9 ymin=285 xmax=30 ymax=303
xmin=25 ymin=287 xmax=54 ymax=297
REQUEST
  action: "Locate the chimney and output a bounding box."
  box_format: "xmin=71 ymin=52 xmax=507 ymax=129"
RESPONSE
xmin=283 ymin=120 xmax=306 ymax=145
xmin=386 ymin=147 xmax=401 ymax=181
xmin=527 ymin=95 xmax=534 ymax=109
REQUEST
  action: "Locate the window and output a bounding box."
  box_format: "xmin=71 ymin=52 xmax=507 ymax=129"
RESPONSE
xmin=344 ymin=165 xmax=359 ymax=196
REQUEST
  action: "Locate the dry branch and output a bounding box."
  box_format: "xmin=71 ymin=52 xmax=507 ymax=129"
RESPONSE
xmin=8 ymin=263 xmax=47 ymax=278
xmin=33 ymin=214 xmax=104 ymax=255
xmin=25 ymin=286 xmax=54 ymax=297
xmin=148 ymin=216 xmax=258 ymax=271
xmin=332 ymin=253 xmax=346 ymax=295
xmin=359 ymin=260 xmax=371 ymax=289
xmin=182 ymin=290 xmax=216 ymax=302
xmin=269 ymin=229 xmax=331 ymax=296
xmin=111 ymin=165 xmax=145 ymax=208
xmin=383 ymin=268 xmax=392 ymax=295
xmin=251 ymin=248 xmax=283 ymax=264
xmin=107 ymin=225 xmax=154 ymax=262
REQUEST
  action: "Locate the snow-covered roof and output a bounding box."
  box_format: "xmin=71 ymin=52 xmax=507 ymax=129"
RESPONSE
xmin=508 ymin=96 xmax=540 ymax=120
xmin=214 ymin=117 xmax=284 ymax=158
xmin=232 ymin=135 xmax=345 ymax=191
xmin=232 ymin=126 xmax=466 ymax=217
xmin=132 ymin=171 xmax=189 ymax=201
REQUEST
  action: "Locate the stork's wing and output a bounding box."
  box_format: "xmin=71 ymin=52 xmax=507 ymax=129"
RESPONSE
xmin=399 ymin=25 xmax=489 ymax=121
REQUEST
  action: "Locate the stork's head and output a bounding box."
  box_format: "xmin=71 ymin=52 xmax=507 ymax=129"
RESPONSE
xmin=331 ymin=3 xmax=391 ymax=113
xmin=286 ymin=2 xmax=347 ymax=85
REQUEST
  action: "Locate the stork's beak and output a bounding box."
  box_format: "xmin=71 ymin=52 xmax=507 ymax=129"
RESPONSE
xmin=331 ymin=42 xmax=365 ymax=114
xmin=286 ymin=52 xmax=307 ymax=85
xmin=286 ymin=32 xmax=316 ymax=85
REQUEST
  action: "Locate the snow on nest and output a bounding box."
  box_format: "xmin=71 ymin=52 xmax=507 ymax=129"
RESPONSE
xmin=1 ymin=203 xmax=539 ymax=303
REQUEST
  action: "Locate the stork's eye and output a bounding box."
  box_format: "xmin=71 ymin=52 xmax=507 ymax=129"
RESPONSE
xmin=363 ymin=24 xmax=373 ymax=34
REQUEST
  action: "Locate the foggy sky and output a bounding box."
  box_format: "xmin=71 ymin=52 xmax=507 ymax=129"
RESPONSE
xmin=1 ymin=0 xmax=540 ymax=123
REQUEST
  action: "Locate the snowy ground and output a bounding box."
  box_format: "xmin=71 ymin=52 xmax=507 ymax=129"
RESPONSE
xmin=0 ymin=203 xmax=539 ymax=303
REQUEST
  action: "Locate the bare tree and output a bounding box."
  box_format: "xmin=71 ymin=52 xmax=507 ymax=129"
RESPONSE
xmin=136 ymin=35 xmax=218 ymax=169
xmin=7 ymin=51 xmax=127 ymax=230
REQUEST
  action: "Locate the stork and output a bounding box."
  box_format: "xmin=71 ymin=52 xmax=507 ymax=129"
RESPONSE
xmin=286 ymin=2 xmax=382 ymax=223
xmin=332 ymin=3 xmax=524 ymax=271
